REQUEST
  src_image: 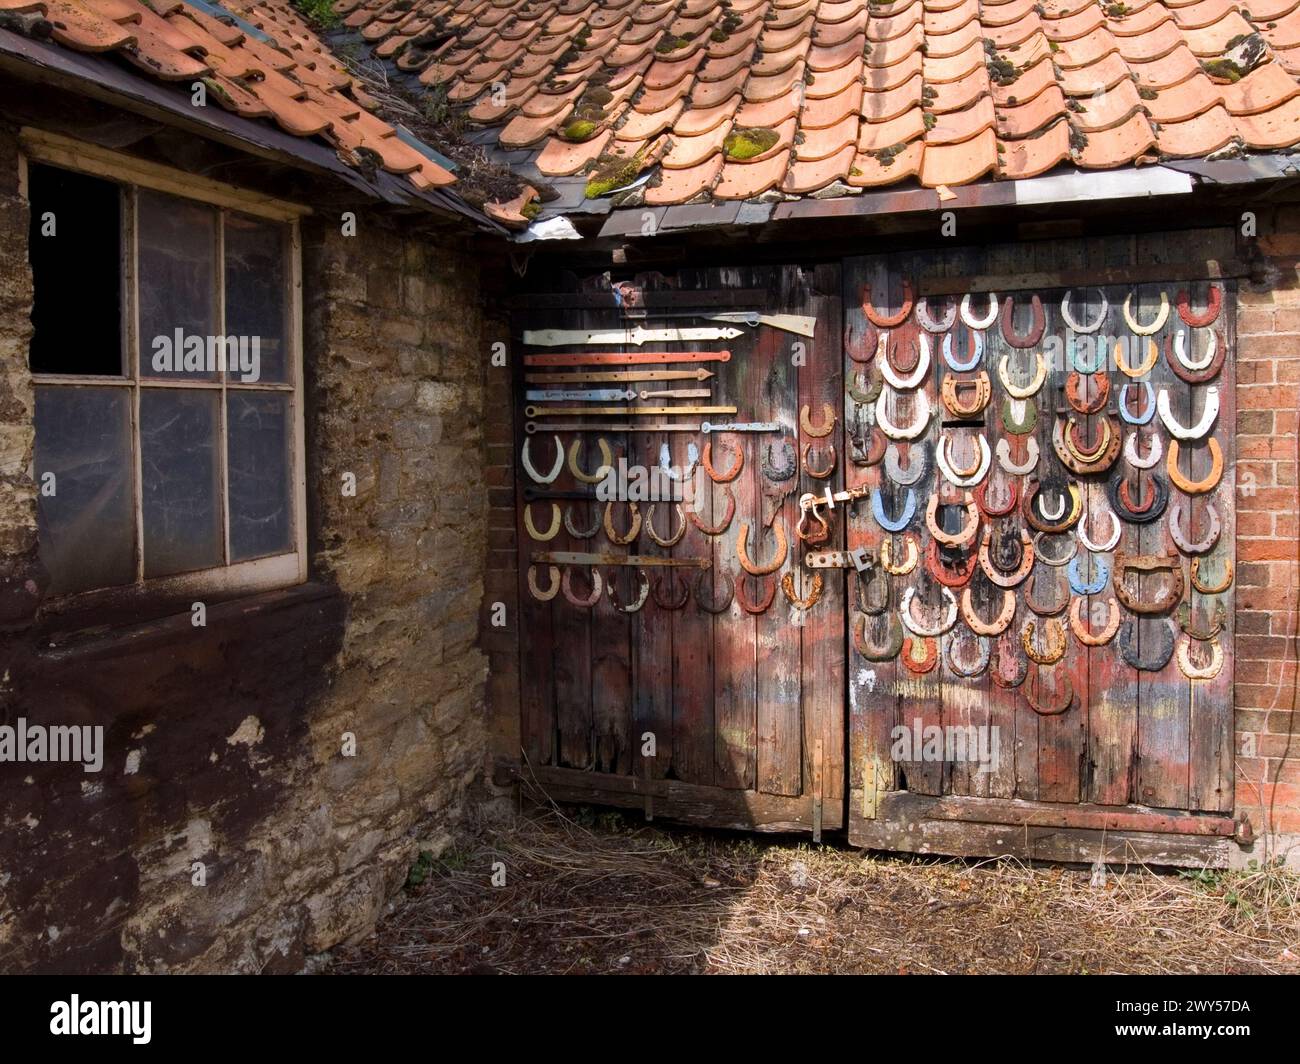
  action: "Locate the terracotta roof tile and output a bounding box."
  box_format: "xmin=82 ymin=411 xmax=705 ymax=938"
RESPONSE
xmin=796 ymin=110 xmax=858 ymax=159
xmin=919 ymin=126 xmax=997 ymax=185
xmin=536 ymin=128 xmax=612 ymax=175
xmin=804 ymin=80 xmax=863 ymax=126
xmin=784 ymin=140 xmax=855 ymax=191
xmin=713 ymin=148 xmax=791 ymax=198
xmin=926 ymin=95 xmax=996 ymax=145
xmin=1075 ymin=109 xmax=1159 ymax=166
xmin=662 ymin=123 xmax=730 ymax=169
xmin=848 ymin=138 xmax=923 ymax=184
xmin=675 ymin=95 xmax=741 ymax=136
xmin=995 ymin=85 xmax=1068 ymax=137
xmin=1157 ymin=102 xmax=1237 ymax=155
xmin=998 ymin=117 xmax=1073 ymax=177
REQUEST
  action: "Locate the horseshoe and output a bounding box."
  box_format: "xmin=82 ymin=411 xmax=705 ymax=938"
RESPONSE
xmin=1024 ymin=480 xmax=1082 ymax=533
xmin=1167 ymin=438 xmax=1224 ymax=495
xmin=1000 ymin=293 xmax=1045 ymax=348
xmin=926 ymin=539 xmax=977 ymax=588
xmin=1053 ymin=415 xmax=1120 ymax=476
xmin=937 ymin=433 xmax=992 ymax=487
xmin=990 ymin=522 xmax=1025 ymax=571
xmin=1121 ymin=290 xmax=1170 ymax=335
xmin=1119 ymin=474 xmax=1160 ymax=516
xmin=736 ymin=573 xmax=777 ymax=614
xmin=884 ymin=443 xmax=929 ymax=486
xmin=925 ymin=490 xmax=980 ymax=546
xmin=1176 ymin=633 xmax=1224 ymax=679
xmin=1168 ymin=501 xmax=1221 ymax=555
xmin=901 ymin=636 xmax=939 ymax=673
xmin=603 ymin=501 xmax=641 ymax=545
xmin=845 ymin=317 xmax=881 ymax=363
xmin=881 ymin=534 xmax=919 ymax=575
xmin=659 ymin=441 xmax=699 ymax=481
xmin=998 ymin=351 xmax=1047 ymax=399
xmin=941 ymin=328 xmax=984 ymax=371
xmin=915 ymin=294 xmax=956 ymax=333
xmin=521 ymin=434 xmax=564 ymax=484
xmin=1157 ymin=387 xmax=1219 ymax=440
xmin=1171 ymin=328 xmax=1217 ymax=371
xmin=862 ymin=279 xmax=913 ymax=328
xmin=848 ymin=367 xmax=883 ymax=404
xmin=702 ymin=439 xmax=743 ymax=482
xmin=1022 ymin=618 xmax=1067 ymax=665
xmin=1069 ymin=596 xmax=1120 ymax=646
xmin=959 ymin=292 xmax=999 ymax=330
xmin=1114 ymin=553 xmax=1184 ymax=615
xmin=850 ymin=423 xmax=887 ymax=467
xmin=1066 ymin=416 xmax=1113 ymax=464
xmin=880 ymin=334 xmax=930 ymax=390
xmin=996 ymin=437 xmax=1039 ymax=476
xmin=607 ymin=569 xmax=650 ymax=613
xmin=990 ymin=635 xmax=1028 ymax=688
xmin=1109 ymin=471 xmax=1169 ymax=524
xmin=1177 ymin=599 xmax=1228 ymax=641
xmin=1000 ymin=397 xmax=1038 ymax=435
xmin=1060 ymin=288 xmax=1108 ymax=334
xmin=652 ymin=571 xmax=691 ymax=610
xmin=562 ymin=502 xmax=601 ymax=540
xmin=1166 ymin=329 xmax=1226 ymax=385
xmin=688 ymin=486 xmax=736 ymax=536
xmin=960 ymin=585 xmax=1016 ymax=635
xmin=872 ymin=487 xmax=917 ymax=532
xmin=876 ymin=389 xmax=932 ymax=440
xmin=1069 ymin=335 xmax=1106 ymax=373
xmin=525 ymin=502 xmax=562 ymax=541
xmin=1025 ymin=667 xmax=1074 ymax=715
xmin=1034 ymin=531 xmax=1077 ymax=567
xmin=737 ymin=520 xmax=788 ymax=575
xmin=1066 ymin=370 xmax=1110 ymax=415
xmin=1176 ymin=284 xmax=1221 ymax=328
xmin=527 ymin=564 xmax=561 ymax=602
xmin=941 ymin=372 xmax=991 ymax=417
xmin=1078 ymin=505 xmax=1121 ymax=553
xmin=568 ymin=438 xmax=614 ymax=484
xmin=1114 ymin=337 xmax=1159 ymax=379
xmin=645 ymin=502 xmax=687 ymax=547
xmin=945 ymin=630 xmax=991 ymax=677
xmin=974 ymin=476 xmax=1018 ymax=518
xmin=1119 ymin=617 xmax=1177 ymax=672
xmin=900 ymin=585 xmax=958 ymax=637
xmin=887 ymin=328 xmax=921 ymax=373
xmin=1068 ymin=554 xmax=1109 ymax=595
xmin=1040 ymin=485 xmax=1064 ymax=521
xmin=762 ymin=440 xmax=797 ymax=482
xmin=1191 ymin=555 xmax=1233 ymax=594
xmin=1118 ymin=381 xmax=1156 ymax=425
xmin=978 ymin=526 xmax=1034 ymax=587
xmin=781 ymin=570 xmax=824 ymax=611
xmin=854 ymin=610 xmax=905 ymax=660
xmin=800 ymin=402 xmax=837 ymax=438
xmin=1124 ymin=430 xmax=1162 ymax=470
xmin=1021 ymin=570 xmax=1068 ymax=617
xmin=803 ymin=442 xmax=837 ymax=479
xmin=695 ymin=570 xmax=736 ymax=613
xmin=855 ymin=563 xmax=890 ymax=615
xmin=561 ymin=566 xmax=603 ymax=607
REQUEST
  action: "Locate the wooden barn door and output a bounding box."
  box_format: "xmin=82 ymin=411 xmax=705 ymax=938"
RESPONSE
xmin=509 ymin=264 xmax=845 ymax=835
xmin=842 ymin=232 xmax=1239 ymax=866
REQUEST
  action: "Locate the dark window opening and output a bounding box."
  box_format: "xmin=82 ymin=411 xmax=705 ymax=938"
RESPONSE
xmin=27 ymin=163 xmax=124 ymax=376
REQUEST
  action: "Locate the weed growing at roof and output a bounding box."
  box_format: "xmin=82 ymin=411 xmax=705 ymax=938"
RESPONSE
xmin=290 ymin=0 xmax=340 ymax=30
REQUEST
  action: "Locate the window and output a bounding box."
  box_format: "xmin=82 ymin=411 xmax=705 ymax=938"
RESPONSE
xmin=23 ymin=135 xmax=306 ymax=603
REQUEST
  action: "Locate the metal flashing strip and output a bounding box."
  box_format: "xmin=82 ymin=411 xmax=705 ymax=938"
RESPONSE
xmin=1011 ymin=166 xmax=1194 ymax=204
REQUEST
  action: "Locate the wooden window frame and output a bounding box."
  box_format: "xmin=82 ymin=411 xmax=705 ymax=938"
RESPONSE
xmin=19 ymin=129 xmax=310 ymax=611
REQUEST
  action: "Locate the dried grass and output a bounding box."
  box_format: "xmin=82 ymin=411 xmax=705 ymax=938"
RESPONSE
xmin=331 ymin=803 xmax=1300 ymax=976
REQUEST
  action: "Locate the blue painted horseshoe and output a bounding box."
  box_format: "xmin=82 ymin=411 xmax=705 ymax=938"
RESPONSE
xmin=1069 ymin=334 xmax=1106 ymax=373
xmin=1118 ymin=381 xmax=1155 ymax=426
xmin=871 ymin=487 xmax=917 ymax=532
xmin=1068 ymin=554 xmax=1110 ymax=595
xmin=942 ymin=329 xmax=984 ymax=372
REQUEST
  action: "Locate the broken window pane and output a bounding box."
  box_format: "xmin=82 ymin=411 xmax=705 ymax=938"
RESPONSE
xmin=138 ymin=189 xmax=217 ymax=382
xmin=224 ymin=213 xmax=288 ymax=384
xmin=27 ymin=165 xmax=124 ymax=376
xmin=140 ymin=389 xmax=223 ymax=578
xmin=33 ymin=386 xmax=134 ymax=595
xmin=227 ymin=392 xmax=293 ymax=562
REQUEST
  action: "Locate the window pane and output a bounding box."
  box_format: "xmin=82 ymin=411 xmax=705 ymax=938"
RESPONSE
xmin=227 ymin=392 xmax=293 ymax=561
xmin=27 ymin=165 xmax=123 ymax=376
xmin=34 ymin=386 xmax=134 ymax=595
xmin=224 ymin=213 xmax=288 ymax=384
xmin=140 ymin=390 xmax=222 ymax=577
xmin=138 ymin=190 xmax=218 ymax=382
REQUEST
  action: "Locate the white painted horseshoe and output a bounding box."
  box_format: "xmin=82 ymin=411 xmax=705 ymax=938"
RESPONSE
xmin=942 ymin=330 xmax=983 ymax=371
xmin=997 ymin=352 xmax=1046 ymax=399
xmin=658 ymin=441 xmax=699 ymax=480
xmin=1060 ymin=288 xmax=1108 ymax=334
xmin=607 ymin=569 xmax=650 ymax=613
xmin=936 ymin=433 xmax=991 ymax=488
xmin=1124 ymin=430 xmax=1163 ymax=470
xmin=1175 ymin=633 xmax=1224 ymax=680
xmin=884 ymin=443 xmax=928 ymax=485
xmin=521 ymin=434 xmax=564 ymax=484
xmin=996 ymin=437 xmax=1039 ymax=475
xmin=876 ymin=389 xmax=932 ymax=440
xmin=880 ymin=333 xmax=931 ymax=390
xmin=1077 ymin=505 xmax=1121 ymax=553
xmin=900 ymin=585 xmax=959 ymax=637
xmin=527 ymin=564 xmax=560 ymax=601
xmin=1173 ymin=328 xmax=1216 ymax=371
xmin=1038 ymin=488 xmax=1066 ymax=521
xmin=1122 ymin=290 xmax=1169 ymax=335
xmin=959 ymin=292 xmax=998 ymax=330
xmin=1157 ymin=386 xmax=1219 ymax=440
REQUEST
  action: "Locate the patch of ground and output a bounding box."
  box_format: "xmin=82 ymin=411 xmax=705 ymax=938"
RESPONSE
xmin=331 ymin=806 xmax=1300 ymax=976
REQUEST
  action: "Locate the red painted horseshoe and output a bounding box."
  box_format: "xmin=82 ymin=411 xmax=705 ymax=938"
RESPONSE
xmin=974 ymin=476 xmax=1018 ymax=517
xmin=926 ymin=540 xmax=977 ymax=588
xmin=736 ymin=573 xmax=777 ymax=614
xmin=901 ymin=636 xmax=939 ymax=674
xmin=862 ymin=279 xmax=914 ymax=328
xmin=1164 ymin=329 xmax=1227 ymax=385
xmin=1065 ymin=370 xmax=1110 ymax=415
xmin=1176 ymin=284 xmax=1221 ymax=328
xmin=1000 ymin=293 xmax=1045 ymax=348
xmin=845 ymin=317 xmax=880 ymax=364
xmin=651 ymin=571 xmax=690 ymax=610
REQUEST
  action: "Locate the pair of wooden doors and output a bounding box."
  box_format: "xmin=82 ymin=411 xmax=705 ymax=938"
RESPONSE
xmin=512 ymin=237 xmax=1237 ymax=865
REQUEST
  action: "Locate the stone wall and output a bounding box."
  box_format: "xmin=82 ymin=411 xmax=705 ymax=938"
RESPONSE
xmin=0 ymin=119 xmax=490 ymax=971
